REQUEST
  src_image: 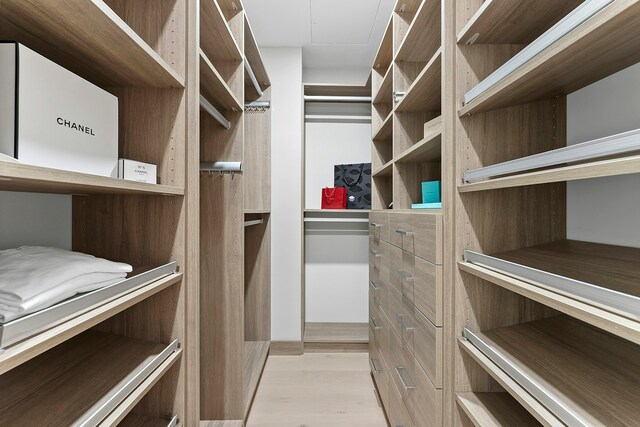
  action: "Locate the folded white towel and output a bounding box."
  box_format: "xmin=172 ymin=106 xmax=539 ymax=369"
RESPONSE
xmin=0 ymin=271 xmax=128 ymax=311
xmin=0 ymin=276 xmax=126 ymax=323
xmin=0 ymin=246 xmax=132 ymax=302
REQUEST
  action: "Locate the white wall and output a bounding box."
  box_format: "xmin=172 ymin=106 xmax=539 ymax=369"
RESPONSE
xmin=304 ymin=117 xmax=372 ymax=208
xmin=303 ymin=67 xmax=370 ymax=86
xmin=0 ymin=192 xmax=71 ymax=250
xmin=262 ymin=47 xmax=304 ymax=341
xmin=566 ymin=63 xmax=640 ymax=248
xmin=304 ymin=104 xmax=371 ymax=323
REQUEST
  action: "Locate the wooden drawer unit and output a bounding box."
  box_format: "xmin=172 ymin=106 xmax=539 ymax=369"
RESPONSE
xmin=369 ymin=236 xmax=390 ymax=280
xmin=390 ymin=247 xmax=443 ymax=326
xmin=369 ymin=211 xmax=390 ymax=243
xmin=389 ymin=213 xmax=443 ymax=265
xmin=389 ymin=379 xmax=414 ymax=427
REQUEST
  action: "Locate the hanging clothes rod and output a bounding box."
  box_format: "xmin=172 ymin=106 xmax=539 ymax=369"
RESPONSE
xmin=244 ymin=218 xmax=264 ymax=227
xmin=246 ymin=100 xmax=271 ymax=108
xmin=200 ymin=161 xmax=243 ymax=174
xmin=304 ymin=95 xmax=372 ymax=103
xmin=200 ymin=95 xmax=231 ymax=129
xmin=244 ymin=57 xmax=264 ymax=98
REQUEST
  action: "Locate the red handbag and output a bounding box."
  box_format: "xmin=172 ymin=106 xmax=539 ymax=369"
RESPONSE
xmin=321 ymin=187 xmax=346 ymax=209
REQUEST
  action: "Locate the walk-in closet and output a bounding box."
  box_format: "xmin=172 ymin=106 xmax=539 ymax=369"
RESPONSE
xmin=1 ymin=0 xmax=639 ymax=426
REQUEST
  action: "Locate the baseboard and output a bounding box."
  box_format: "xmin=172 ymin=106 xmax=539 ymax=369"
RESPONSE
xmin=304 ymin=341 xmax=369 ymax=353
xmin=270 ymin=340 xmax=304 ymax=355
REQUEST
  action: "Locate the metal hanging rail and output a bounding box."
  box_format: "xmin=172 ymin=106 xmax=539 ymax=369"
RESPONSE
xmin=304 ymin=95 xmax=372 ymax=103
xmin=199 ymin=95 xmax=231 ymax=129
xmin=244 ymin=218 xmax=264 ymax=227
xmin=246 ymin=100 xmax=271 ymax=108
xmin=199 ymin=161 xmax=243 ymax=175
xmin=245 ymin=57 xmax=264 ymax=98
xmin=463 ymin=128 xmax=640 ymax=183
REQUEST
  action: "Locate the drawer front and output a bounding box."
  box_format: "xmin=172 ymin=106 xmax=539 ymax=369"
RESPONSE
xmin=390 ymin=213 xmax=442 ymax=264
xmin=400 ymin=253 xmax=443 ymax=327
xmin=370 ymin=272 xmax=391 ymax=316
xmin=387 ymin=284 xmax=405 ymax=338
xmin=370 ymin=344 xmax=390 ymax=410
xmin=413 ymin=308 xmax=442 ymax=389
xmin=369 ymin=237 xmax=390 ymax=280
xmin=369 ymin=297 xmax=381 ymax=345
xmin=412 ymin=359 xmax=442 ymax=427
xmin=389 ymin=379 xmax=414 ymax=427
xmin=369 ymin=211 xmax=390 ymax=243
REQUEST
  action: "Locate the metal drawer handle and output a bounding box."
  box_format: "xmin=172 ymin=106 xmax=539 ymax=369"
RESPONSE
xmin=370 ymin=250 xmax=382 ymax=257
xmin=395 ymin=366 xmax=415 ymax=390
xmin=370 ymin=316 xmax=381 ymax=330
xmin=395 ymin=313 xmax=414 ymax=332
xmin=395 ymin=229 xmax=414 ymax=236
xmin=397 ymin=269 xmax=414 ymax=282
xmin=370 ymin=357 xmax=382 ymax=374
xmin=369 ymin=280 xmax=380 ymax=291
xmin=370 ymin=223 xmax=382 ymax=228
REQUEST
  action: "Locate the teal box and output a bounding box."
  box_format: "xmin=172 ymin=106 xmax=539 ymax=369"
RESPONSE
xmin=421 ymin=180 xmax=441 ymax=203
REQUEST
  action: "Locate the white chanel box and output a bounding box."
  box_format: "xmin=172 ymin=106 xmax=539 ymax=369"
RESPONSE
xmin=0 ymin=42 xmax=118 ymax=177
xmin=117 ymin=159 xmax=157 ymax=184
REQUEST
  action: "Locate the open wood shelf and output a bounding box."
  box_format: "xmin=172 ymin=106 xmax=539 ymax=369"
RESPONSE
xmin=0 ymin=330 xmax=182 ymax=426
xmin=395 ymin=0 xmax=441 ymax=63
xmin=459 ymin=1 xmax=640 ymax=115
xmin=460 ymin=239 xmax=640 ymax=345
xmin=395 ymin=128 xmax=442 ymax=163
xmin=200 ymin=50 xmax=243 ymax=112
xmin=458 ymin=154 xmax=640 ymax=192
xmin=460 ymin=315 xmax=640 ymax=426
xmin=395 ymin=48 xmax=442 ymax=112
xmin=456 ymin=392 xmax=540 ymax=427
xmin=0 ymin=161 xmax=184 ymax=196
xmin=0 ymin=271 xmax=182 ymax=376
xmin=244 ymin=16 xmax=271 ymax=100
xmin=120 ymin=414 xmax=179 ymax=427
xmin=457 ymin=0 xmax=583 ymax=45
xmin=243 ymin=340 xmax=270 ymax=418
xmin=200 ymin=0 xmax=243 ymax=63
xmin=373 ymin=111 xmax=393 ymax=141
xmin=373 ymin=16 xmax=393 ymax=70
xmin=245 ymin=209 xmax=271 ymax=214
xmin=0 ymin=0 xmax=184 ymax=88
xmin=373 ymin=160 xmax=394 ymax=177
xmin=373 ymin=65 xmax=393 ymax=106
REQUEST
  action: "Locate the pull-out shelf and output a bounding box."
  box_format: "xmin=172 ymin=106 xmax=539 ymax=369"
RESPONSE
xmin=462 ymin=128 xmax=640 ymax=184
xmin=120 ymin=414 xmax=180 ymax=427
xmin=0 ymin=330 xmax=181 ymax=426
xmin=0 ymin=262 xmax=177 ymax=349
xmin=460 ymin=240 xmax=640 ymax=344
xmin=464 ymin=0 xmax=614 ymax=104
xmin=460 ymin=316 xmax=640 ymax=427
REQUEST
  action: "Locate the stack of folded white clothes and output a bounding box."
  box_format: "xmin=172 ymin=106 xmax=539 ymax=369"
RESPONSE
xmin=0 ymin=246 xmax=132 ymax=322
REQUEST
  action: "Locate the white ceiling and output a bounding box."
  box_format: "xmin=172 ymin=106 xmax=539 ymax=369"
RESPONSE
xmin=243 ymin=0 xmax=395 ymax=75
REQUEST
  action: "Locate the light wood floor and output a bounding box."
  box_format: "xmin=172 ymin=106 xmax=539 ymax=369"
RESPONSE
xmin=246 ymin=353 xmax=388 ymax=427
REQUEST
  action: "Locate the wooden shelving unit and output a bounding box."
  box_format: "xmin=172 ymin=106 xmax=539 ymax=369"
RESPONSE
xmin=0 ymin=0 xmax=199 ymax=425
xmin=395 ymin=0 xmax=441 ymax=63
xmin=457 ymin=0 xmax=583 ymax=45
xmin=395 ymin=48 xmax=442 ymax=113
xmin=200 ymin=1 xmax=271 ymax=423
xmin=451 ymin=1 xmax=640 ymax=426
xmin=200 ymin=50 xmax=243 ymax=112
xmin=459 ymin=1 xmax=640 ymax=115
xmin=0 ymin=330 xmax=182 ymax=426
xmin=0 ymin=0 xmax=185 ymax=87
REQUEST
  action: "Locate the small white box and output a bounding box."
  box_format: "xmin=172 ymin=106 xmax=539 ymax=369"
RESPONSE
xmin=118 ymin=159 xmax=157 ymax=184
xmin=0 ymin=42 xmax=118 ymax=177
